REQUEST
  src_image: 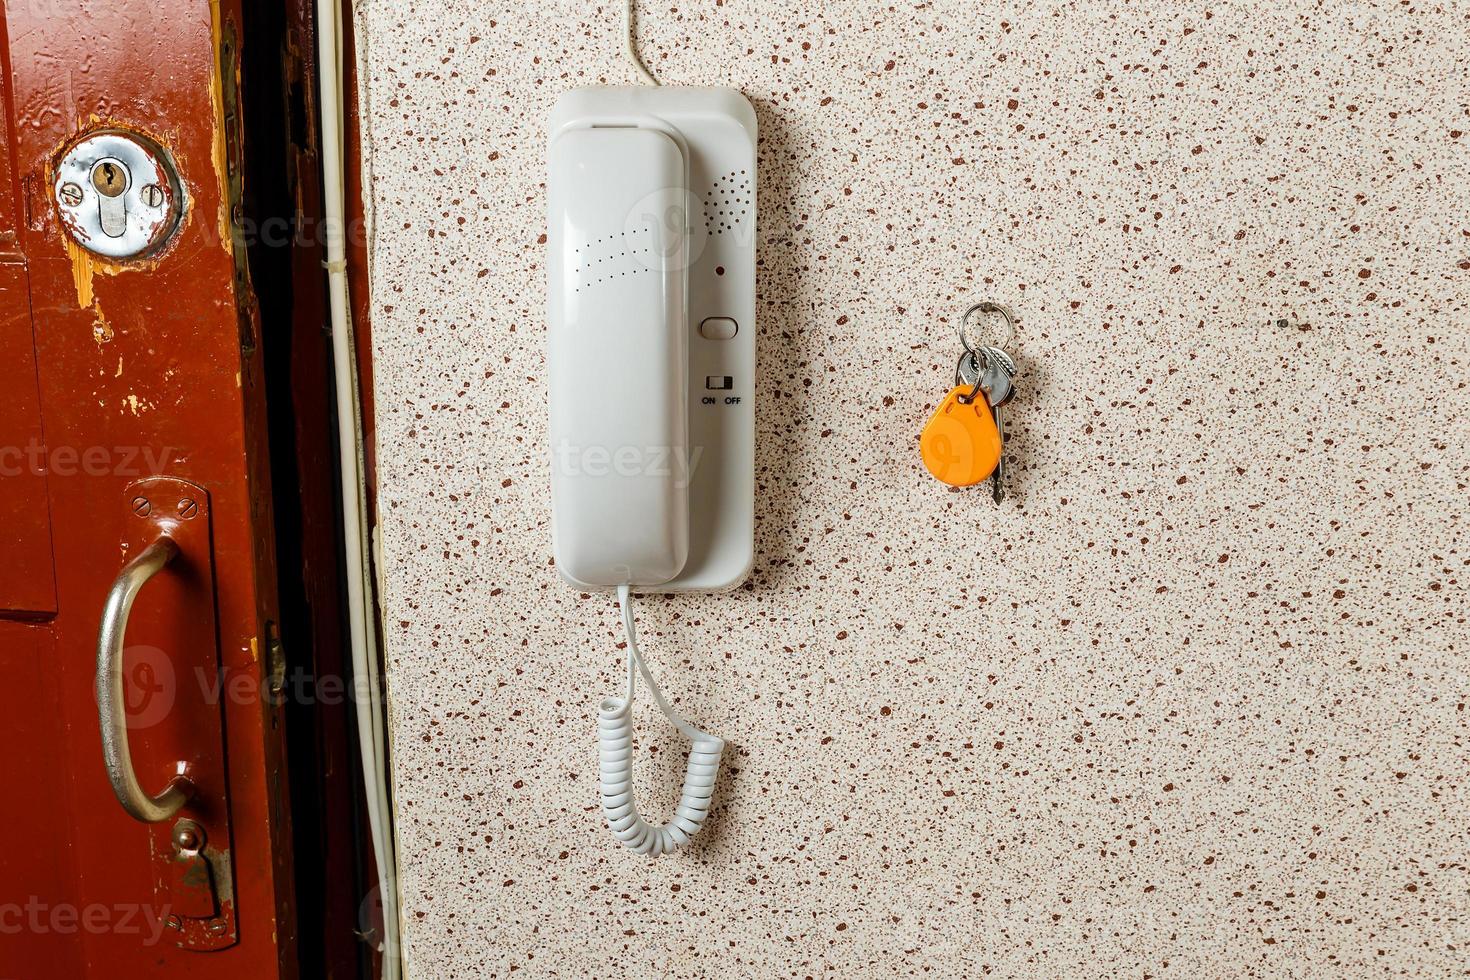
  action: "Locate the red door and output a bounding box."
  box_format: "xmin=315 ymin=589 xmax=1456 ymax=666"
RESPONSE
xmin=0 ymin=1 xmax=296 ymax=976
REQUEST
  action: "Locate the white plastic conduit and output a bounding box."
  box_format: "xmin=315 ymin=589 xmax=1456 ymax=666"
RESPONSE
xmin=315 ymin=0 xmax=401 ymax=974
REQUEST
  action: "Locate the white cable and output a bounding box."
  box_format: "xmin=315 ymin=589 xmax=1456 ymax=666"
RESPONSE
xmin=622 ymin=0 xmax=660 ymax=86
xmin=599 ymin=586 xmax=723 ymax=855
xmin=317 ymin=0 xmax=401 ymax=973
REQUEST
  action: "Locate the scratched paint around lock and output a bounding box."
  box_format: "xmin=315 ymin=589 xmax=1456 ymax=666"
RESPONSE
xmin=354 ymin=3 xmax=1470 ymax=977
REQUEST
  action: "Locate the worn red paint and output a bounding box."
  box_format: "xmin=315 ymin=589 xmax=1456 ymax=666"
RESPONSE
xmin=0 ymin=0 xmax=296 ymax=977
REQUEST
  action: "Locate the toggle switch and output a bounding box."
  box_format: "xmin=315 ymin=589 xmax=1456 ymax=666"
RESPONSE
xmin=699 ymin=317 xmax=739 ymax=340
xmin=706 ymin=376 xmax=733 ymax=391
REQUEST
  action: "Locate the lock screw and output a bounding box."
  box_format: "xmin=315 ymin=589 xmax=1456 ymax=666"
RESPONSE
xmin=172 ymin=820 xmax=206 ymax=853
xmin=141 ymin=184 xmax=165 ymax=208
xmin=177 ymin=498 xmax=199 ymax=520
xmin=59 ymin=183 xmax=84 ymax=207
xmin=131 ymin=496 xmax=151 ymax=517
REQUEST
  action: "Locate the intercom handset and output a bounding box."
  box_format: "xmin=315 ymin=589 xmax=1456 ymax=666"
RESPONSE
xmin=547 ymin=86 xmax=756 ymax=854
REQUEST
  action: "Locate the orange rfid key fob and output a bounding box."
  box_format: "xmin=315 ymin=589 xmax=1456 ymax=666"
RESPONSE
xmin=920 ymin=361 xmax=1001 ymax=487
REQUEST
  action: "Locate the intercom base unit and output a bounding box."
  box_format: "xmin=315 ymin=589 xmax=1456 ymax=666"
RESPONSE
xmin=548 ymin=87 xmax=756 ymax=593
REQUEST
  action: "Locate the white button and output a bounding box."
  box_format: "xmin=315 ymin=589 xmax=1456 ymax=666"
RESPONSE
xmin=699 ymin=317 xmax=739 ymax=340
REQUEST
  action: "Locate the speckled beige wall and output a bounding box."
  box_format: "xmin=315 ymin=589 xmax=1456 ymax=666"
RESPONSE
xmin=354 ymin=1 xmax=1469 ymax=975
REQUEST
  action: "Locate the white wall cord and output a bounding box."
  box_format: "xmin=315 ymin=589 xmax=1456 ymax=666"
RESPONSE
xmin=623 ymin=0 xmax=660 ymax=86
xmin=599 ymin=586 xmax=724 ymax=855
xmin=316 ymin=0 xmax=402 ymax=974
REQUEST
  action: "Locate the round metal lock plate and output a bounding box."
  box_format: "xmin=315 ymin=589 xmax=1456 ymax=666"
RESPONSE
xmin=54 ymin=131 xmax=184 ymax=260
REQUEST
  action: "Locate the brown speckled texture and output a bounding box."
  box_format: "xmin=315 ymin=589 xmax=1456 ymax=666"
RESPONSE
xmin=356 ymin=2 xmax=1470 ymax=975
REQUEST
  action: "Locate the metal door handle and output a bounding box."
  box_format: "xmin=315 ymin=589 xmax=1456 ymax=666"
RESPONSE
xmin=96 ymin=537 xmax=194 ymax=822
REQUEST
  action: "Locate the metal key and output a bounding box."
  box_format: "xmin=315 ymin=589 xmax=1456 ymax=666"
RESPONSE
xmin=956 ymin=348 xmax=982 ymax=389
xmin=958 ymin=346 xmax=1014 ymax=406
xmin=973 ymin=346 xmax=1017 ymax=503
xmin=976 ymin=346 xmax=1016 ymax=407
xmin=990 ymin=404 xmax=1007 ymax=503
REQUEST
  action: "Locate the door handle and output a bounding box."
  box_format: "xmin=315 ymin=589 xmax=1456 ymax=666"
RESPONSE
xmin=103 ymin=478 xmax=239 ymax=949
xmin=96 ymin=536 xmax=194 ymax=822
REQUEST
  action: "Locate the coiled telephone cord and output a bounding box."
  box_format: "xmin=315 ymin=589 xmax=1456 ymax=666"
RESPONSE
xmin=597 ymin=585 xmax=723 ymax=855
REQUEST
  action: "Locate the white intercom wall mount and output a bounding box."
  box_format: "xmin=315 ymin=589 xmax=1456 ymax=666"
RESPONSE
xmin=546 ymin=85 xmax=757 ymax=856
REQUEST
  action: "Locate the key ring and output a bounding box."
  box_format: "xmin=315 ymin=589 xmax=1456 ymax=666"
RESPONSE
xmin=958 ymin=301 xmax=1017 ymax=354
xmin=953 ymin=350 xmax=985 ymax=405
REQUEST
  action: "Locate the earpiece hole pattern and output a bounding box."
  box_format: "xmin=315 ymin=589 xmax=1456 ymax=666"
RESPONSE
xmin=572 ymin=225 xmax=655 ymax=293
xmin=703 ymin=169 xmax=752 ymax=236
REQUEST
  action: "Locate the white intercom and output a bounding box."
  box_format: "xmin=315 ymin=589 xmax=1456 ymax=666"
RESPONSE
xmin=548 ymin=87 xmax=756 ymax=591
xmin=547 ymin=86 xmax=756 ymax=854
